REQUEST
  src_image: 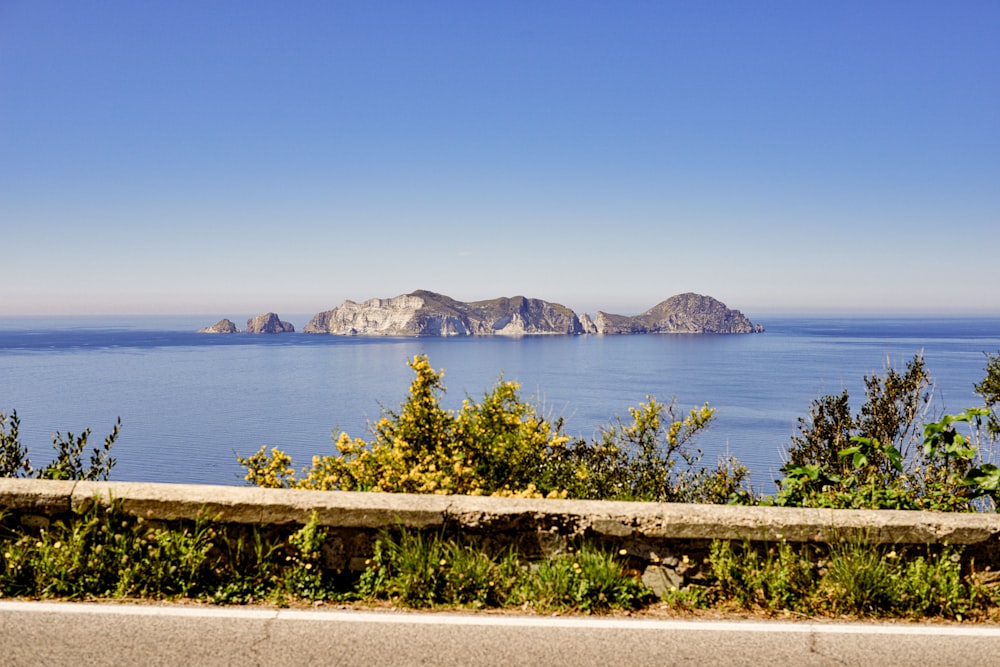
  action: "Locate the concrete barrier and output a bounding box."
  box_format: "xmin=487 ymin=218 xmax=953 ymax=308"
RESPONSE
xmin=4 ymin=479 xmax=1000 ymax=593
xmin=3 ymin=479 xmax=999 ymax=543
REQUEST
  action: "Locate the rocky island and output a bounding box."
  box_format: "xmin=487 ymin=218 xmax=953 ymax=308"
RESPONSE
xmin=593 ymin=293 xmax=763 ymax=334
xmin=197 ymin=312 xmax=294 ymax=334
xmin=245 ymin=312 xmax=295 ymax=334
xmin=197 ymin=318 xmax=241 ymax=334
xmin=303 ymin=290 xmax=585 ymax=336
xmin=303 ymin=290 xmax=762 ymax=336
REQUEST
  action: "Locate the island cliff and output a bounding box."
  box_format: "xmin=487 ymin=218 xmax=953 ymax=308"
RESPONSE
xmin=303 ymin=290 xmax=762 ymax=336
xmin=304 ymin=290 xmax=585 ymax=336
xmin=593 ymin=293 xmax=763 ymax=334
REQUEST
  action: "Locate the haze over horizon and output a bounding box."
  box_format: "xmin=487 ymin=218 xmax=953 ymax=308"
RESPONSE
xmin=2 ymin=1 xmax=998 ymax=319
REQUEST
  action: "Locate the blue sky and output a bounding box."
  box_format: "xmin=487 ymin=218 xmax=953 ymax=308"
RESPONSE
xmin=2 ymin=1 xmax=998 ymax=318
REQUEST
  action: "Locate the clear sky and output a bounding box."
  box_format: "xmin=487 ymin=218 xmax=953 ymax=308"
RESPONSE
xmin=2 ymin=1 xmax=998 ymax=318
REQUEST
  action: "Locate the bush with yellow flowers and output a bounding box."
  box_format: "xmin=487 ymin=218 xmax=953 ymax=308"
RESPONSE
xmin=238 ymin=354 xmax=751 ymax=502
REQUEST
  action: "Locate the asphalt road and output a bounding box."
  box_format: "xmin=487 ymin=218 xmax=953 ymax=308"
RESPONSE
xmin=3 ymin=601 xmax=1000 ymax=666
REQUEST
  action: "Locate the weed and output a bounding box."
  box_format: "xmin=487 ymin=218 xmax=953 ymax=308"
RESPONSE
xmin=818 ymin=538 xmax=898 ymax=615
xmin=516 ymin=544 xmax=652 ymax=613
xmin=283 ymin=512 xmax=328 ymax=600
xmin=897 ymin=547 xmax=972 ymax=618
xmin=708 ymin=539 xmax=815 ymax=612
xmin=706 ymin=537 xmax=982 ymax=620
xmin=209 ymin=526 xmax=282 ymax=604
xmin=0 ymin=502 xmax=995 ymax=621
xmin=357 ymin=528 xmax=522 ymax=607
xmin=658 ymin=583 xmax=710 ymax=610
xmin=356 ymin=528 xmax=648 ymax=613
xmin=0 ymin=500 xmax=212 ymax=600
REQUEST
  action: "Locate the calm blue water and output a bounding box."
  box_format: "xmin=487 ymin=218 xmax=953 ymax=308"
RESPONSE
xmin=1 ymin=316 xmax=998 ymax=492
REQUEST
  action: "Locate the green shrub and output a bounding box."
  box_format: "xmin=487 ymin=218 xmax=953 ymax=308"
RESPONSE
xmin=784 ymin=355 xmax=931 ymax=476
xmin=240 ymin=356 xmax=571 ymax=497
xmin=0 ymin=411 xmax=31 ymax=478
xmin=239 ymin=355 xmax=751 ymax=503
xmin=1 ymin=410 xmax=121 ymax=481
xmin=773 ymin=354 xmax=999 ymax=511
xmin=774 ymin=409 xmax=994 ymax=511
xmin=974 ymin=350 xmax=1000 ymax=437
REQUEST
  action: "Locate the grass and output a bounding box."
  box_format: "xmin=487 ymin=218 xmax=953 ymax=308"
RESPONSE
xmin=356 ymin=530 xmax=526 ymax=608
xmin=2 ymin=503 xmax=999 ymax=620
xmin=705 ymin=537 xmax=984 ymax=620
xmin=0 ymin=504 xmax=650 ymax=613
xmin=355 ymin=528 xmax=650 ymax=612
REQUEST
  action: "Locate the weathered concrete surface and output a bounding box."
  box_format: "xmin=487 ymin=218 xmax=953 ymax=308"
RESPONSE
xmin=7 ymin=479 xmax=1000 ymax=587
xmin=2 ymin=478 xmax=997 ymax=547
xmin=0 ymin=478 xmax=76 ymax=514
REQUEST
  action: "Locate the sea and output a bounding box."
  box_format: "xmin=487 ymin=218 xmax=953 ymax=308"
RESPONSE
xmin=1 ymin=315 xmax=998 ymax=494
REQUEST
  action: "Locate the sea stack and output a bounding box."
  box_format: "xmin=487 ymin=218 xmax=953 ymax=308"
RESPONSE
xmin=245 ymin=312 xmax=295 ymax=334
xmin=197 ymin=318 xmax=241 ymax=334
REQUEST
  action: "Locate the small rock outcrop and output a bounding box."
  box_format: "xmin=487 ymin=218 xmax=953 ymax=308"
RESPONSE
xmin=593 ymin=293 xmax=761 ymax=334
xmin=245 ymin=312 xmax=295 ymax=334
xmin=304 ymin=290 xmax=586 ymax=336
xmin=197 ymin=319 xmax=241 ymax=334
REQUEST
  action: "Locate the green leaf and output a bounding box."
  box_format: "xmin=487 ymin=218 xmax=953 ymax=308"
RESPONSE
xmin=965 ymin=464 xmax=1000 ymax=491
xmin=884 ymin=445 xmax=903 ymax=472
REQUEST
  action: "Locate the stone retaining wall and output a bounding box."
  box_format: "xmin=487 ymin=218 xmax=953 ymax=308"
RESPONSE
xmin=4 ymin=479 xmax=1000 ymax=595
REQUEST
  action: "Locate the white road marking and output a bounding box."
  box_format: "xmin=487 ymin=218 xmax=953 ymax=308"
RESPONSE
xmin=3 ymin=601 xmax=1000 ymax=637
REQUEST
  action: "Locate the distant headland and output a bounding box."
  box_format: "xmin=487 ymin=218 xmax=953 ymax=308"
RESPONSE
xmin=198 ymin=291 xmax=763 ymax=336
